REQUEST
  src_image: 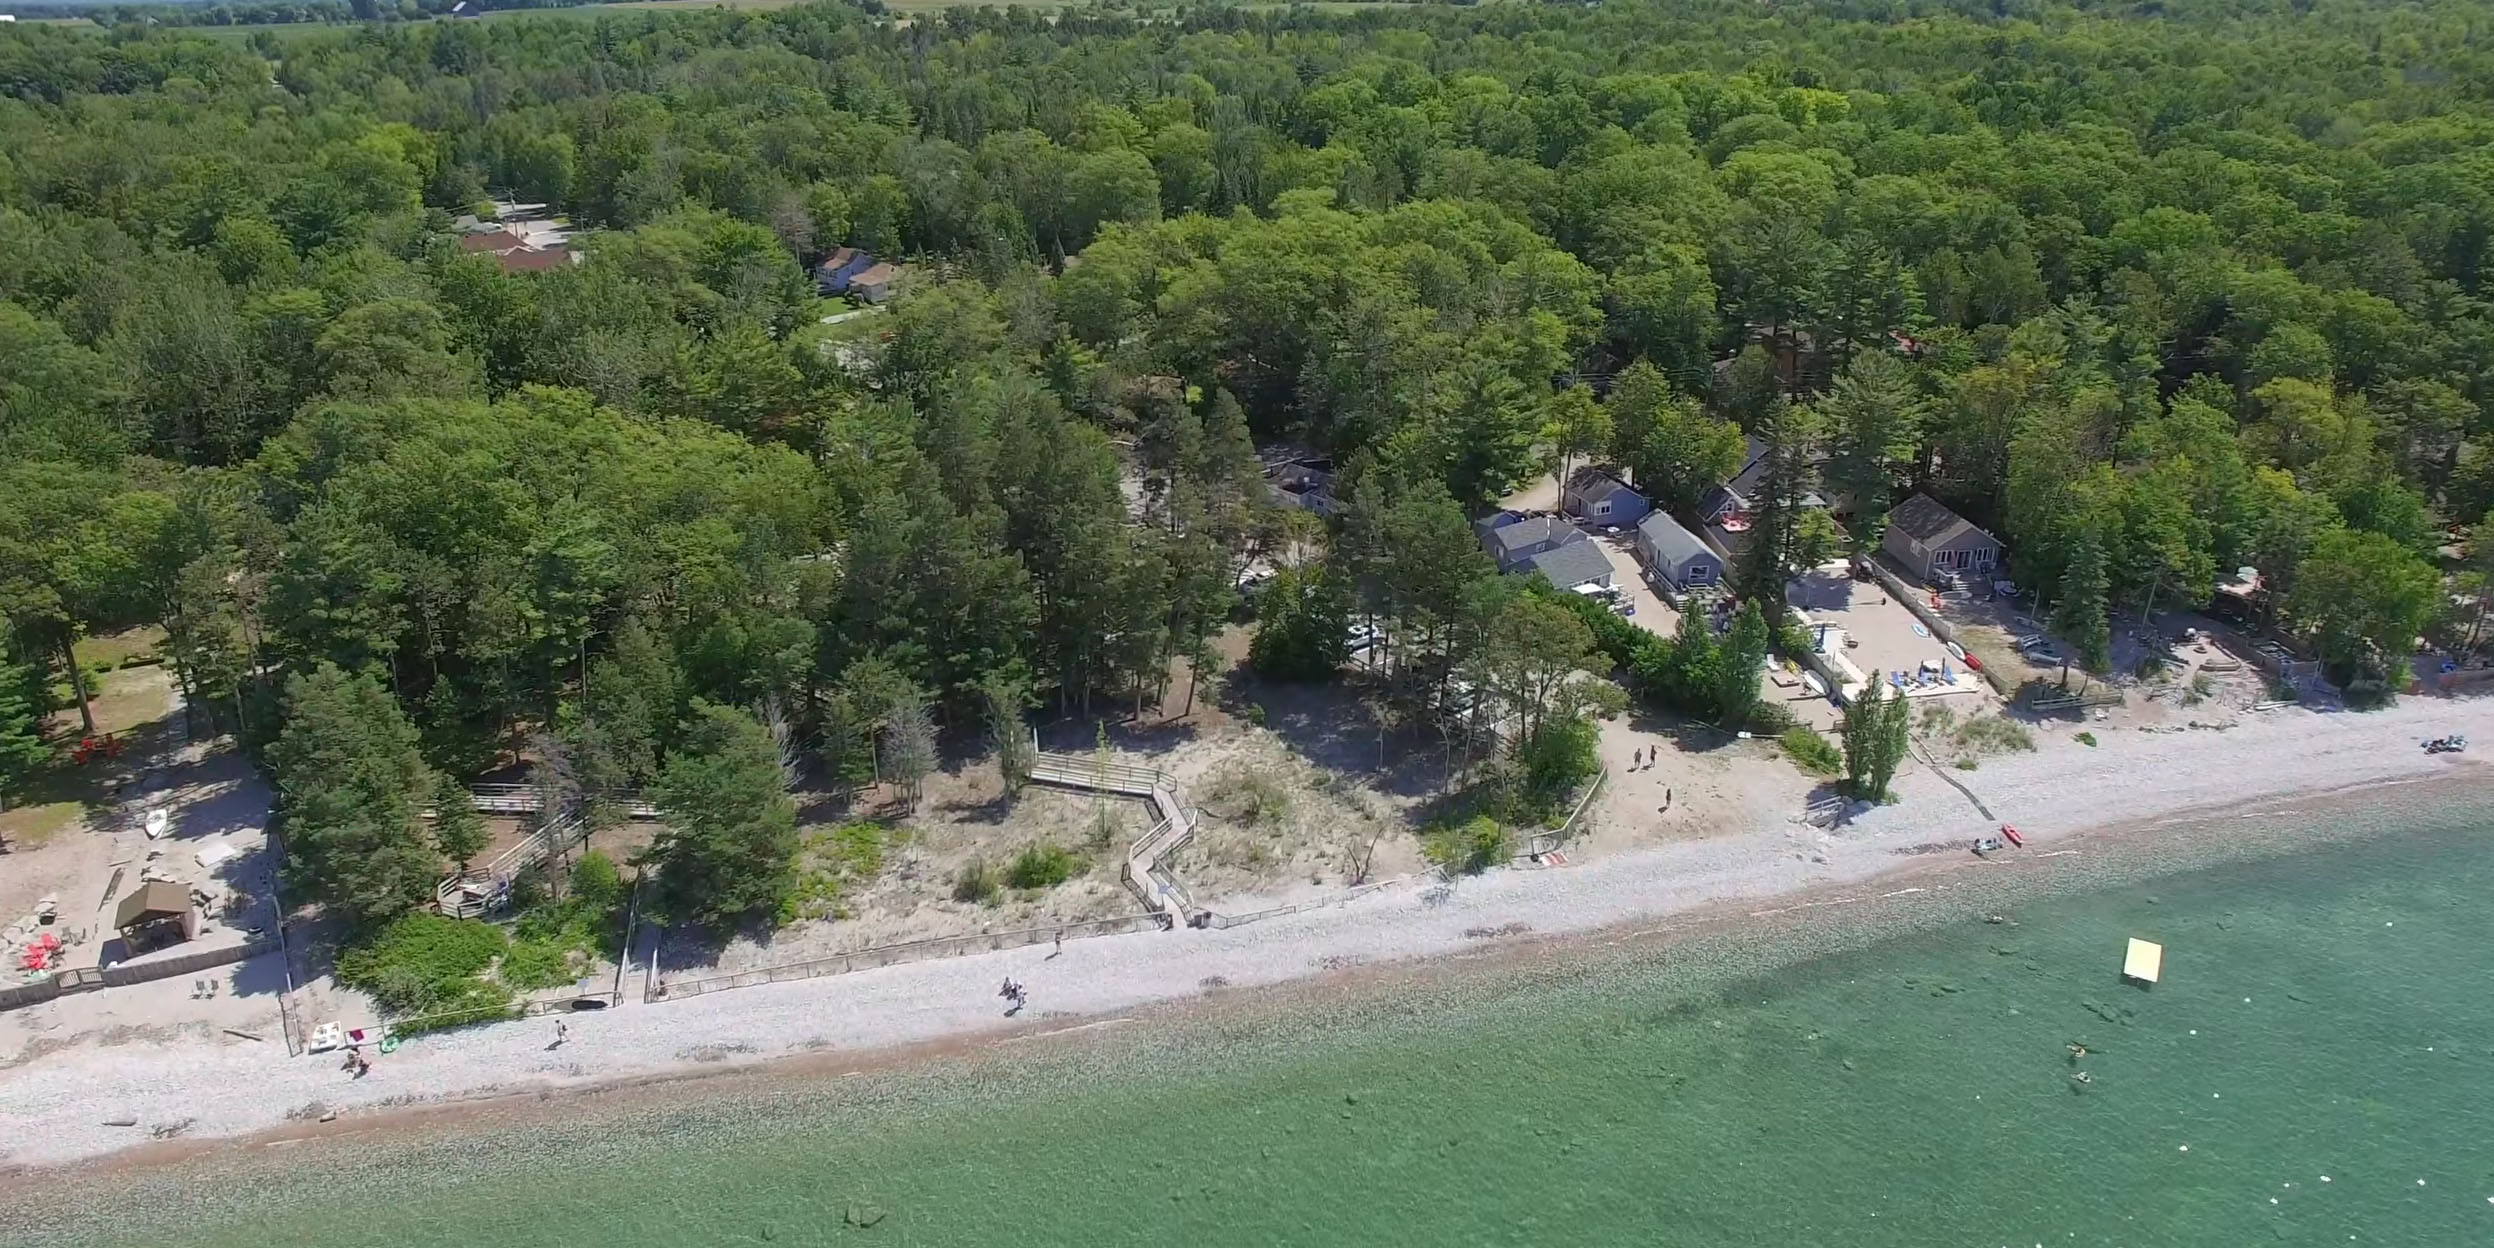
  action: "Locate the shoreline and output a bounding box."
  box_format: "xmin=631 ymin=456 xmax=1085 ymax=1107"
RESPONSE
xmin=3 ymin=696 xmax=2489 ymax=1184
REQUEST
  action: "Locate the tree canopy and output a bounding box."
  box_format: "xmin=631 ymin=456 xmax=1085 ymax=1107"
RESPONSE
xmin=4 ymin=0 xmax=2487 ymax=915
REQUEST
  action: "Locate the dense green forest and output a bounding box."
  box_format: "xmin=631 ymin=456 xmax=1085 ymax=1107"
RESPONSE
xmin=3 ymin=0 xmax=2490 ymax=925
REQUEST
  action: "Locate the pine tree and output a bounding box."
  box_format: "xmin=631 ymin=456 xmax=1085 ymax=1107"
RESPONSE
xmin=0 ymin=652 xmax=49 ymax=812
xmin=1714 ymin=602 xmax=1770 ymax=730
xmin=268 ymin=664 xmax=443 ymax=930
xmin=1821 ymin=349 xmax=1926 ymax=550
xmin=1732 ymin=399 xmax=1824 ymax=623
xmin=428 ymin=771 xmax=490 ymax=871
xmin=644 ymin=703 xmax=799 ymax=929
xmin=881 ymin=693 xmax=939 ymax=804
xmin=984 ymin=670 xmax=1034 ymax=799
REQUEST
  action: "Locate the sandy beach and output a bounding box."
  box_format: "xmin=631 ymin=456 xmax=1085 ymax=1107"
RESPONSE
xmin=3 ymin=695 xmax=2488 ymax=1177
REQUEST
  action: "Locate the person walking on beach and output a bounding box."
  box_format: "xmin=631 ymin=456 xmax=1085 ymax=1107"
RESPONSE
xmin=553 ymin=1019 xmax=569 ymax=1049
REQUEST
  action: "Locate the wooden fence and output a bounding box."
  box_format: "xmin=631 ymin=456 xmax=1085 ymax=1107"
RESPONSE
xmin=1858 ymin=557 xmax=2015 ymax=697
xmin=1203 ymin=870 xmax=1440 ymax=930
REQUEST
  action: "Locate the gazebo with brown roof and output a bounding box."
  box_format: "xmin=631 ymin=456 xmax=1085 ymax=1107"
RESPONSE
xmin=114 ymin=880 xmax=199 ymax=941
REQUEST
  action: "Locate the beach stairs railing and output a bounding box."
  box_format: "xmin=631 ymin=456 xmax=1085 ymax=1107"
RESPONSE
xmin=435 ymin=810 xmax=593 ymax=920
xmin=1025 ymin=751 xmax=1199 ymax=927
xmin=455 ymin=784 xmax=660 ymax=820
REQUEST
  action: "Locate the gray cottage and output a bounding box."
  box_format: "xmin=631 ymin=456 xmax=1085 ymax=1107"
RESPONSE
xmin=1478 ymin=513 xmax=1588 ymax=572
xmin=1561 ymin=469 xmax=1650 ymax=527
xmin=1882 ymin=493 xmax=2001 ymax=583
xmin=1698 ymin=435 xmax=1826 ymax=559
xmin=1517 ymin=540 xmax=1617 ymax=591
xmin=1266 ymin=456 xmax=1337 ymax=516
xmin=1635 ymin=512 xmax=1721 ymax=592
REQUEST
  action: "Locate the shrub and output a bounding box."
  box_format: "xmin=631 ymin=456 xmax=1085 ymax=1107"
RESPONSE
xmin=953 ymin=857 xmax=999 ymax=903
xmin=2075 ymin=730 xmax=2098 ymax=747
xmin=504 ymin=850 xmax=632 ymax=988
xmin=497 ymin=938 xmax=582 ymax=991
xmin=569 ymin=851 xmax=626 ymax=911
xmin=1779 ymin=725 xmax=1842 ymax=776
xmin=1422 ymin=816 xmax=1511 ymax=876
xmin=1005 ymin=843 xmax=1083 ymax=889
xmin=1203 ymin=763 xmax=1291 ymax=826
xmin=1955 ymin=714 xmax=2035 ymax=755
xmin=828 ymin=821 xmax=887 ymax=879
xmin=1513 ymin=716 xmax=1600 ymax=815
xmin=336 ymin=914 xmax=515 ymax=1026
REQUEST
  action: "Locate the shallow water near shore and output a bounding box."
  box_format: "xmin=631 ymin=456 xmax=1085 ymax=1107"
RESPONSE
xmin=16 ymin=787 xmax=2494 ymax=1246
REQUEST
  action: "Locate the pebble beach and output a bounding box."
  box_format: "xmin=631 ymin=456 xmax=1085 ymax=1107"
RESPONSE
xmin=2 ymin=696 xmax=2487 ymax=1181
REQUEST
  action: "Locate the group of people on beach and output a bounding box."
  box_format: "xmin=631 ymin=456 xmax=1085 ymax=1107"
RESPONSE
xmin=1629 ymin=747 xmax=1674 ymax=810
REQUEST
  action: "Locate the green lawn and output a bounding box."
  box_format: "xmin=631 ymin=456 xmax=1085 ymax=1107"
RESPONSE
xmin=72 ymin=625 xmax=164 ymax=672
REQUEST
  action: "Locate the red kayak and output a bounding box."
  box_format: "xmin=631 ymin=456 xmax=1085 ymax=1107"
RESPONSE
xmin=1999 ymin=825 xmax=2025 ymax=847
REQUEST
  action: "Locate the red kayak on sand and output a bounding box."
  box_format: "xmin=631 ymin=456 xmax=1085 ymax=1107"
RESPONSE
xmin=1999 ymin=825 xmax=2025 ymax=847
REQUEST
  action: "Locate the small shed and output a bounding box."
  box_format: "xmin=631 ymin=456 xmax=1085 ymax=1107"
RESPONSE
xmin=1561 ymin=469 xmax=1650 ymax=527
xmin=114 ymin=880 xmax=199 ymax=943
xmin=1883 ymin=493 xmax=2001 ymax=584
xmin=1635 ymin=512 xmax=1721 ymax=591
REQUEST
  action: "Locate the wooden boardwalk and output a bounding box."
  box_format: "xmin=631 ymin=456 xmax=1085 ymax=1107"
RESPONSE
xmin=1025 ymin=752 xmax=1200 ymax=926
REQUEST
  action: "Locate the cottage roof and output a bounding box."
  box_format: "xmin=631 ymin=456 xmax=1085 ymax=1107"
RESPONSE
xmin=1565 ymin=466 xmax=1635 ymax=501
xmin=817 ymin=247 xmax=860 ymax=272
xmin=852 ymin=262 xmax=897 ymax=286
xmin=1637 ymin=512 xmax=1713 ymax=568
xmin=114 ymin=880 xmax=191 ymax=930
xmin=457 ymin=228 xmax=527 ymax=254
xmin=1887 ymin=493 xmax=1993 ymax=546
xmin=1485 ymin=516 xmax=1581 ymax=558
xmin=1519 ymin=540 xmax=1615 ymax=589
xmin=497 ymin=246 xmax=574 ymax=272
xmin=1705 ymin=434 xmax=1826 ymax=517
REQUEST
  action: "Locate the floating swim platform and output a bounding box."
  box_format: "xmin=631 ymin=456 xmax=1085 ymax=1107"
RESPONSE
xmin=2123 ymin=938 xmax=2164 ymax=985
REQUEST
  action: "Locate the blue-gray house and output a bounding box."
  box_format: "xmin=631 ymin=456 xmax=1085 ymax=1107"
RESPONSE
xmin=1635 ymin=511 xmax=1722 ymax=593
xmin=1561 ymin=469 xmax=1650 ymax=527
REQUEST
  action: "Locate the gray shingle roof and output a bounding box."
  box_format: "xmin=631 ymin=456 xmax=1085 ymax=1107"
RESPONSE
xmin=1887 ymin=493 xmax=1992 ymax=545
xmin=1637 ymin=512 xmax=1713 ymax=568
xmin=1485 ymin=516 xmax=1579 ymax=558
xmin=1517 ymin=540 xmax=1615 ymax=589
xmin=1565 ymin=467 xmax=1635 ymax=501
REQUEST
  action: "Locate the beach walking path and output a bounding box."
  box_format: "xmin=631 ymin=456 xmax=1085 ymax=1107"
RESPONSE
xmin=2 ymin=696 xmax=2488 ymax=1173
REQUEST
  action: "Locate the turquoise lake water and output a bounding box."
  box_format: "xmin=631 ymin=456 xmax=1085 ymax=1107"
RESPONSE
xmin=14 ymin=788 xmax=2494 ymax=1246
